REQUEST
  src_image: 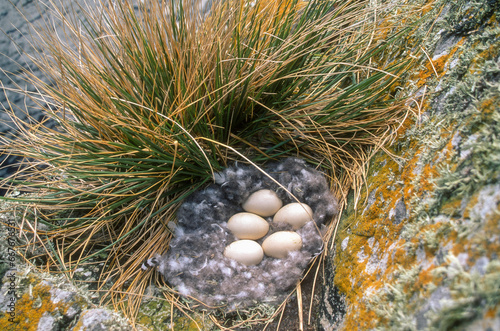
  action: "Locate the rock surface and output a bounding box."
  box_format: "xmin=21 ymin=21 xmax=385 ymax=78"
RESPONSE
xmin=319 ymin=0 xmax=500 ymax=330
xmin=0 ymin=267 xmax=133 ymax=330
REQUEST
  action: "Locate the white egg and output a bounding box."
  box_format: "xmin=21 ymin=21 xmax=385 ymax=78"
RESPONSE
xmin=227 ymin=212 xmax=269 ymax=240
xmin=224 ymin=240 xmax=264 ymax=266
xmin=262 ymin=231 xmax=303 ymax=258
xmin=273 ymin=203 xmax=313 ymax=230
xmin=242 ymin=189 xmax=283 ymax=217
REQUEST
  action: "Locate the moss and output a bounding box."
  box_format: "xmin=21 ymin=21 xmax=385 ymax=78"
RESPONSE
xmin=136 ymin=298 xmax=172 ymax=329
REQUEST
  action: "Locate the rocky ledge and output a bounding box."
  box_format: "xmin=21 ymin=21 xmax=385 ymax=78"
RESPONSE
xmin=319 ymin=0 xmax=500 ymax=330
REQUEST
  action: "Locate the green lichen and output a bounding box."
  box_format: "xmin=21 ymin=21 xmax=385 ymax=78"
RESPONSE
xmin=135 ymin=293 xmax=215 ymax=331
xmin=430 ymin=258 xmax=500 ymax=330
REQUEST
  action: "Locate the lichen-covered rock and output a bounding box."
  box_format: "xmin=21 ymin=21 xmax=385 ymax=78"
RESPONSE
xmin=136 ymin=286 xmax=215 ymax=330
xmin=72 ymin=309 xmax=131 ymax=331
xmin=319 ymin=0 xmax=500 ymax=330
xmin=0 ymin=269 xmax=134 ymax=331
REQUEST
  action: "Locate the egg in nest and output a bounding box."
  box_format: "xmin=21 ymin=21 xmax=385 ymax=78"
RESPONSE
xmin=158 ymin=158 xmax=338 ymax=309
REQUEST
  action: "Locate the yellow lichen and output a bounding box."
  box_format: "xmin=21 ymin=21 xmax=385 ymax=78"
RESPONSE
xmin=416 ymin=38 xmax=465 ymax=87
xmin=0 ymin=282 xmax=61 ymax=331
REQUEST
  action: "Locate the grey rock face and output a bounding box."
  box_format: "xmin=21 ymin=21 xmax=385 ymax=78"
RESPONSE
xmin=37 ymin=313 xmax=59 ymax=331
xmin=0 ymin=0 xmax=92 ymax=180
xmin=0 ymin=0 xmax=56 ymax=180
xmin=75 ymin=308 xmax=132 ymax=331
xmin=319 ymin=0 xmax=500 ymax=329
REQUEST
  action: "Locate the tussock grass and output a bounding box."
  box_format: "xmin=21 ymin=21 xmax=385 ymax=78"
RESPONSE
xmin=1 ymin=0 xmax=422 ymax=327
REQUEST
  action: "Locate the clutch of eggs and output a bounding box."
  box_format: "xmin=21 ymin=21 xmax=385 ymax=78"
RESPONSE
xmin=224 ymin=189 xmax=315 ymax=265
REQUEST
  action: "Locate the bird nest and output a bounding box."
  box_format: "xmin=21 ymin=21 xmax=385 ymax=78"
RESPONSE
xmin=159 ymin=158 xmax=338 ymax=310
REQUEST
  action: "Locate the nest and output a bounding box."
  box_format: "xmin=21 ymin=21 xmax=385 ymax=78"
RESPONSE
xmin=159 ymin=158 xmax=338 ymax=310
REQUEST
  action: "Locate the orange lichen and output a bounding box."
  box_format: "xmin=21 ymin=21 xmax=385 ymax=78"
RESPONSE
xmin=485 ymin=307 xmax=497 ymax=319
xmin=453 ymin=210 xmax=500 ymax=264
xmin=469 ymin=41 xmax=500 ymax=75
xmin=333 ymin=148 xmax=419 ymax=329
xmin=0 ymin=282 xmax=59 ymax=331
xmin=334 ymin=146 xmax=432 ymax=325
xmin=416 ymin=38 xmax=464 ymax=86
xmin=0 ymin=275 xmax=88 ymax=331
xmin=479 ymin=95 xmax=499 ymax=119
xmin=416 ymin=265 xmax=439 ymax=290
xmin=441 ymin=197 xmax=463 ymax=217
xmin=342 ymin=308 xmax=378 ymax=330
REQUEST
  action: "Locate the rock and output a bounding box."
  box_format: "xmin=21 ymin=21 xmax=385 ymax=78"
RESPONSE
xmin=37 ymin=313 xmax=59 ymax=331
xmin=319 ymin=0 xmax=500 ymax=329
xmin=0 ymin=265 xmax=132 ymax=330
xmin=0 ymin=0 xmax=88 ymax=181
xmin=73 ymin=309 xmax=132 ymax=331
